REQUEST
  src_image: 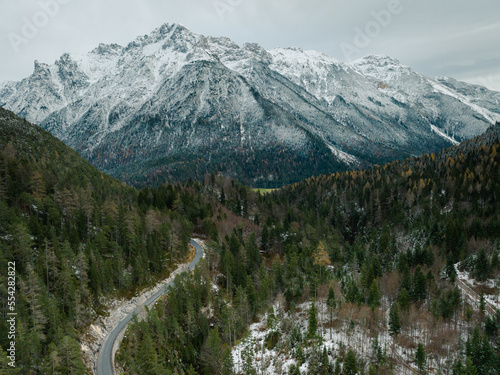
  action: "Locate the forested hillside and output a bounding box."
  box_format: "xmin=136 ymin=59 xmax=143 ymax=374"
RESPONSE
xmin=0 ymin=108 xmax=211 ymax=373
xmin=118 ymin=123 xmax=499 ymax=374
xmin=1 ymin=106 xmax=498 ymax=374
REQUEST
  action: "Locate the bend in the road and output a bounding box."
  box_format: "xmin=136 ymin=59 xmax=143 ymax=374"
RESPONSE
xmin=96 ymin=239 xmax=204 ymax=375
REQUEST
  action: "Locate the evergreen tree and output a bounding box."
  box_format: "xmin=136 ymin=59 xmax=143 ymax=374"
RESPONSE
xmin=327 ymin=286 xmax=336 ymax=339
xmin=398 ymin=287 xmax=411 ymax=311
xmin=308 ymin=300 xmax=318 ymax=338
xmin=222 ymin=344 xmax=234 ymax=375
xmin=446 ymin=255 xmax=457 ymax=282
xmin=389 ymin=302 xmax=401 ymax=338
xmin=59 ymin=336 xmax=86 ymax=374
xmin=200 ymin=327 xmax=224 ymax=374
xmin=368 ymin=279 xmax=381 ymax=310
xmin=245 ymin=232 xmax=260 ymax=273
xmin=246 ymin=275 xmax=257 ymax=313
xmin=474 ymin=249 xmax=490 ymax=281
xmin=137 ymin=331 xmax=159 ymax=375
xmin=344 ymin=349 xmax=358 ymax=375
xmin=288 ymin=363 xmax=301 ymax=375
xmin=464 ymin=357 xmax=478 ymax=375
xmin=415 ymin=343 xmax=427 ymax=374
xmin=413 ymin=266 xmax=427 ymax=302
xmin=261 ymin=225 xmax=269 ymax=251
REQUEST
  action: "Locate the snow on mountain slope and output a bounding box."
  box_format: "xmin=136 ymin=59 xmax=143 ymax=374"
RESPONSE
xmin=1 ymin=23 xmax=498 ymax=186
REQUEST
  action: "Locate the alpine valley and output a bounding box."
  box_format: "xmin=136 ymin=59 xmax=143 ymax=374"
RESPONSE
xmin=2 ymin=23 xmax=500 ymax=187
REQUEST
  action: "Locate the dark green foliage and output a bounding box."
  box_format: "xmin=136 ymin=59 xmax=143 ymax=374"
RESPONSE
xmin=473 ymin=249 xmax=490 ymax=282
xmin=264 ymin=331 xmax=280 ymax=350
xmin=398 ymin=288 xmax=411 ymax=311
xmin=367 ymin=279 xmax=381 ymax=310
xmin=288 ymin=363 xmax=301 ymax=375
xmin=0 ymin=109 xmax=206 ymax=373
xmin=412 ymin=266 xmax=427 ymax=302
xmin=464 ymin=327 xmax=499 ymax=375
xmin=445 ymin=255 xmax=457 ymax=282
xmin=344 ymin=349 xmax=359 ymax=375
xmin=3 ymin=108 xmax=500 ymax=374
xmin=308 ymin=300 xmax=318 ymax=338
xmin=415 ymin=343 xmax=427 ymax=374
xmin=389 ymin=302 xmax=401 ymax=337
xmin=432 ymin=287 xmax=461 ymax=320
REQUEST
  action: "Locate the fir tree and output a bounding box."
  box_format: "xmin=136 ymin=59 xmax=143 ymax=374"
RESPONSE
xmin=389 ymin=302 xmax=401 ymax=338
xmin=308 ymin=300 xmax=318 ymax=338
xmin=415 ymin=343 xmax=427 ymax=374
xmin=344 ymin=349 xmax=358 ymax=375
xmin=327 ymin=286 xmax=336 ymax=339
xmin=368 ymin=279 xmax=381 ymax=310
xmin=413 ymin=266 xmax=427 ymax=302
xmin=398 ymin=287 xmax=411 ymax=311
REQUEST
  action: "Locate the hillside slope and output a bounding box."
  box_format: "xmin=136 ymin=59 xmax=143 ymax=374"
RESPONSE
xmin=0 ymin=108 xmax=201 ymax=373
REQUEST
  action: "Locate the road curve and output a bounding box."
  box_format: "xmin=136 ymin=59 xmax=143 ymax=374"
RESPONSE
xmin=96 ymin=239 xmax=204 ymax=375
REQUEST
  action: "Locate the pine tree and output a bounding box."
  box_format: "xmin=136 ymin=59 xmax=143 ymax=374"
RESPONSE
xmin=288 ymin=363 xmax=301 ymax=375
xmin=334 ymin=359 xmax=341 ymax=375
xmin=398 ymin=287 xmax=411 ymax=311
xmin=20 ymin=264 xmax=47 ymax=341
xmin=308 ymin=300 xmax=318 ymax=338
xmin=137 ymin=331 xmax=159 ymax=375
xmin=464 ymin=357 xmax=478 ymax=375
xmin=413 ymin=266 xmax=427 ymax=302
xmin=389 ymin=302 xmax=401 ymax=338
xmin=261 ymin=224 xmax=269 ymax=251
xmin=59 ymin=336 xmax=86 ymax=374
xmin=200 ymin=327 xmax=224 ymax=374
xmin=241 ymin=341 xmax=257 ymax=375
xmin=220 ymin=187 xmax=226 ymax=204
xmin=415 ymin=343 xmax=427 ymax=374
xmin=446 ymin=255 xmax=457 ymax=282
xmin=327 ymin=286 xmax=336 ymax=340
xmin=452 ymin=358 xmax=464 ymax=375
xmin=245 ymin=232 xmax=260 ymax=273
xmin=344 ymin=349 xmax=358 ymax=375
xmin=11 ymin=223 xmax=33 ymax=273
xmin=222 ymin=344 xmax=234 ymax=375
xmin=368 ymin=279 xmax=381 ymax=310
xmin=246 ymin=275 xmax=257 ymax=313
xmin=474 ymin=249 xmax=490 ymax=281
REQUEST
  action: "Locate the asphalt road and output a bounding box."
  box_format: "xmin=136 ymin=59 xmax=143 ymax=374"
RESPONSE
xmin=96 ymin=239 xmax=204 ymax=375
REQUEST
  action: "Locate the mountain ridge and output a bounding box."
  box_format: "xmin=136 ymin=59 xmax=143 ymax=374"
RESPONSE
xmin=2 ymin=22 xmax=499 ymax=187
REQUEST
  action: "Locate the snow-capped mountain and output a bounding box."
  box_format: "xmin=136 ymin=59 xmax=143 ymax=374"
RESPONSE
xmin=1 ymin=23 xmax=499 ymax=186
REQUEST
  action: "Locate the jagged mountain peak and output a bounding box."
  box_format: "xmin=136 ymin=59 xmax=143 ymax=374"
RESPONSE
xmin=351 ymin=54 xmax=414 ymax=82
xmin=354 ymin=54 xmax=402 ymax=65
xmin=2 ymin=22 xmax=499 ymax=186
xmin=90 ymin=43 xmax=123 ymax=56
xmin=33 ymin=60 xmax=51 ymax=74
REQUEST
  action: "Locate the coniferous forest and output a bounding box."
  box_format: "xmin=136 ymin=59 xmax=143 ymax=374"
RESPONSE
xmin=0 ymin=106 xmax=499 ymax=374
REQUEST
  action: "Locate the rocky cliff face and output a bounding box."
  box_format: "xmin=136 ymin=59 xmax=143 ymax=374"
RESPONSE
xmin=2 ymin=23 xmax=499 ymax=186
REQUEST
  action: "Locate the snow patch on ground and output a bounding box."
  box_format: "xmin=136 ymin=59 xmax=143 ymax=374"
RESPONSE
xmin=430 ymin=125 xmax=460 ymax=145
xmin=429 ymin=80 xmax=500 ymax=124
xmin=327 ymin=144 xmax=359 ymax=166
xmin=231 ymin=300 xmax=422 ymax=375
xmin=455 ymin=264 xmax=500 ymax=313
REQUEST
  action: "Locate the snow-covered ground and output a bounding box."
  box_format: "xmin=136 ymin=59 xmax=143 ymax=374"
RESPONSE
xmin=455 ymin=264 xmax=499 ymax=314
xmin=231 ymin=285 xmax=495 ymax=375
xmin=232 ymin=299 xmax=423 ymax=375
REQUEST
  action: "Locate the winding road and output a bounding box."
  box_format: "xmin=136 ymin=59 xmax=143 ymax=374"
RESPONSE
xmin=96 ymin=239 xmax=204 ymax=375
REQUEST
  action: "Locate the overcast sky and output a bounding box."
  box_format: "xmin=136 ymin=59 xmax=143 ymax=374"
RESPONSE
xmin=1 ymin=0 xmax=500 ymax=91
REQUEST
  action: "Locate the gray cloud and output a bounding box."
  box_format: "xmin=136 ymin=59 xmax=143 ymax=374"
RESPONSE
xmin=1 ymin=0 xmax=499 ymax=91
